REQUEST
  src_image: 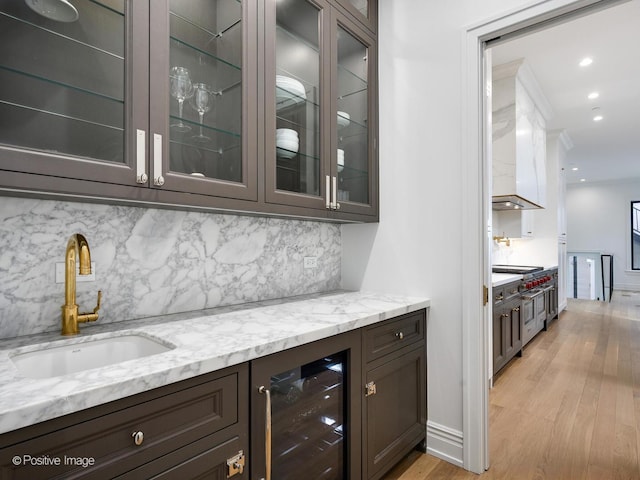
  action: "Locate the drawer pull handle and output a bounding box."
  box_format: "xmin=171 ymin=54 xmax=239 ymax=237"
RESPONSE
xmin=513 ymin=306 xmax=520 ymax=312
xmin=495 ymin=294 xmax=504 ymax=301
xmin=132 ymin=431 xmax=144 ymax=446
xmin=396 ymin=331 xmax=404 ymax=340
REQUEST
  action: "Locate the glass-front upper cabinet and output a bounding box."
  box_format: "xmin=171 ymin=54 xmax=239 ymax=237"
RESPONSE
xmin=334 ymin=0 xmax=376 ymax=33
xmin=0 ymin=0 xmax=143 ymax=185
xmin=265 ymin=0 xmax=329 ymax=211
xmin=149 ymin=0 xmax=257 ymax=200
xmin=265 ymin=0 xmax=377 ymax=219
xmin=331 ymin=10 xmax=377 ymax=217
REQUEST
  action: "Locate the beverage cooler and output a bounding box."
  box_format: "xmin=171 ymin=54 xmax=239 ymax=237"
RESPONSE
xmin=251 ymin=331 xmax=362 ymax=480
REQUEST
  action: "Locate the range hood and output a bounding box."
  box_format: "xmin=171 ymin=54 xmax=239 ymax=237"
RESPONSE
xmin=492 ymin=59 xmax=551 ymax=211
xmin=492 ymin=194 xmax=543 ymax=211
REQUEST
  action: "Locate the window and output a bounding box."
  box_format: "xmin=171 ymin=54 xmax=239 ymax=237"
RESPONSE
xmin=632 ymin=201 xmax=640 ymax=270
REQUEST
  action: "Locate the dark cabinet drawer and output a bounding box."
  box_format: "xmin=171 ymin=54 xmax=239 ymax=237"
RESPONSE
xmin=116 ymin=433 xmax=246 ymax=479
xmin=364 ymin=310 xmax=425 ymax=363
xmin=0 ymin=367 xmax=244 ymax=480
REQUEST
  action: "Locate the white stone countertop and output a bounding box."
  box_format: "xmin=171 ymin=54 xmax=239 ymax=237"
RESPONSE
xmin=492 ymin=273 xmax=522 ymax=287
xmin=0 ymin=290 xmax=430 ymax=435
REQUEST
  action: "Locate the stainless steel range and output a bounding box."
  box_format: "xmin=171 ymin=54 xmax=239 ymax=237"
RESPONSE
xmin=493 ymin=265 xmax=555 ymax=345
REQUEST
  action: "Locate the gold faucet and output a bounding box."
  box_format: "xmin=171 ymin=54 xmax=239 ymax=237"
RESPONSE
xmin=61 ymin=234 xmax=102 ymax=336
xmin=493 ymin=235 xmax=511 ymax=247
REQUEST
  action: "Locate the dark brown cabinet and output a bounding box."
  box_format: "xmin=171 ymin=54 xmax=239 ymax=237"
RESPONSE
xmin=264 ymin=0 xmax=378 ymax=220
xmin=362 ymin=310 xmax=427 ymax=480
xmin=0 ymin=308 xmax=426 ymax=480
xmin=0 ymin=364 xmax=248 ymax=479
xmin=0 ymin=0 xmax=378 ymax=222
xmin=493 ymin=280 xmax=523 ymax=375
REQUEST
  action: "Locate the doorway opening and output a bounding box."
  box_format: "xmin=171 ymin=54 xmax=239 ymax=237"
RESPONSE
xmin=463 ymin=0 xmax=637 ymax=473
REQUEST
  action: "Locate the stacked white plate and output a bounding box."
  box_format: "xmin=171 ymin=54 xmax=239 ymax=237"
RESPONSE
xmin=276 ymin=75 xmax=307 ymax=108
xmin=276 ymin=128 xmax=299 ymax=159
xmin=337 ymin=111 xmax=350 ymax=129
xmin=337 ymin=148 xmax=345 ymax=172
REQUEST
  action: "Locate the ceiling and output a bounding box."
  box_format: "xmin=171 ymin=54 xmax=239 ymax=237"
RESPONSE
xmin=490 ymin=0 xmax=640 ymax=185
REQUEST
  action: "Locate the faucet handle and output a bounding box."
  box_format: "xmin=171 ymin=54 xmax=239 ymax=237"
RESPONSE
xmin=93 ymin=290 xmax=103 ymax=314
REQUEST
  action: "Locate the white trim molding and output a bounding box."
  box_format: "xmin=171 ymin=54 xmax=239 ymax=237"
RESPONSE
xmin=462 ymin=0 xmax=621 ymax=474
xmin=427 ymin=421 xmax=464 ymax=468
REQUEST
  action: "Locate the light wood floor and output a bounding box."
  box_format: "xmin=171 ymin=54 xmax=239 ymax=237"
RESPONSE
xmin=382 ymin=291 xmax=640 ymax=480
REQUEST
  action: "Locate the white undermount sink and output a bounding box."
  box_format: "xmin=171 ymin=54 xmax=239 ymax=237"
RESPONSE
xmin=9 ymin=334 xmax=175 ymax=379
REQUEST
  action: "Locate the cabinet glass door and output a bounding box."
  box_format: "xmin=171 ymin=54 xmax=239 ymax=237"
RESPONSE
xmin=0 ymin=0 xmax=129 ymax=172
xmin=150 ymin=0 xmax=256 ymax=200
xmin=265 ymin=0 xmax=328 ymax=210
xmin=270 ymin=353 xmax=346 ymax=480
xmin=334 ymin=19 xmax=375 ymax=211
xmin=335 ymin=0 xmax=376 ymax=33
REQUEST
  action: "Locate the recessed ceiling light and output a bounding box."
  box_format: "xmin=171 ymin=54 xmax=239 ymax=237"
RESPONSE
xmin=579 ymin=57 xmax=593 ymax=67
xmin=572 ymin=167 xmax=579 ymax=171
xmin=593 ymin=115 xmax=603 ymax=122
xmin=580 ymin=178 xmax=586 ymax=182
xmin=588 ymin=92 xmax=599 ymax=100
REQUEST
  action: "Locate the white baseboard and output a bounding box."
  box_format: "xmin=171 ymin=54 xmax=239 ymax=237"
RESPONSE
xmin=426 ymin=421 xmax=464 ymax=467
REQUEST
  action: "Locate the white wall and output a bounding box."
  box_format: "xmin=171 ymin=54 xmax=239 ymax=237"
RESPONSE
xmin=341 ymin=0 xmax=547 ymax=466
xmin=566 ymin=179 xmax=640 ymax=292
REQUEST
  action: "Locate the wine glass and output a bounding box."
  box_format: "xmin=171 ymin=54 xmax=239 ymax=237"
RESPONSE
xmin=170 ymin=66 xmax=193 ymax=132
xmin=189 ymin=83 xmax=213 ymax=142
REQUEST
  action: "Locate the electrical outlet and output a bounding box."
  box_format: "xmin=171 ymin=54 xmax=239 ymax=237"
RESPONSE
xmin=303 ymin=256 xmax=318 ymax=269
xmin=55 ymin=262 xmax=96 ymax=284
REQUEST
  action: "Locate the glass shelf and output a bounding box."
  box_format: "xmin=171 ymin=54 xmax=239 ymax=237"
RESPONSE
xmin=276 ymin=114 xmax=320 ymax=135
xmin=170 ymin=36 xmax=241 ymax=74
xmin=0 ymin=65 xmax=124 ymax=105
xmin=88 ymin=0 xmax=125 ymax=17
xmin=276 ymin=85 xmax=319 ymax=110
xmin=169 ymin=115 xmax=240 ymax=141
xmin=275 ymin=148 xmax=320 ymax=162
xmin=0 ymin=10 xmax=124 ymax=60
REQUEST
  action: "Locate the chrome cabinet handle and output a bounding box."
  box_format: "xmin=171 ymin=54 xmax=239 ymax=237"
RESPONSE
xmin=325 ymin=175 xmax=331 ymax=209
xmin=259 ymin=386 xmax=271 ymax=480
xmin=132 ymin=431 xmax=144 ymax=446
xmin=332 ymin=176 xmax=340 ymax=210
xmin=135 ymin=129 xmax=148 ymax=184
xmin=153 ymin=133 xmax=165 ymax=186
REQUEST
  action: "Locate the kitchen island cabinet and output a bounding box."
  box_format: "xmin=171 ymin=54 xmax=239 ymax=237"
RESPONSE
xmin=0 ymin=0 xmax=378 ymax=222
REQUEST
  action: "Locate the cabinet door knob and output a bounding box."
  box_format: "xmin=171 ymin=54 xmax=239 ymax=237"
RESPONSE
xmin=396 ymin=331 xmax=404 ymax=340
xmin=153 ymin=175 xmax=165 ymax=186
xmin=132 ymin=431 xmax=144 ymax=446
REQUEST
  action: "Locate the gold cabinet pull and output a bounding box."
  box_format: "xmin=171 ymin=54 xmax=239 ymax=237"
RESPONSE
xmin=258 ymin=386 xmax=271 ymax=480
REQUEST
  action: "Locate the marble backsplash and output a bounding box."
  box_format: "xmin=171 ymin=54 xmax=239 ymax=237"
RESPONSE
xmin=0 ymin=197 xmax=341 ymax=339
